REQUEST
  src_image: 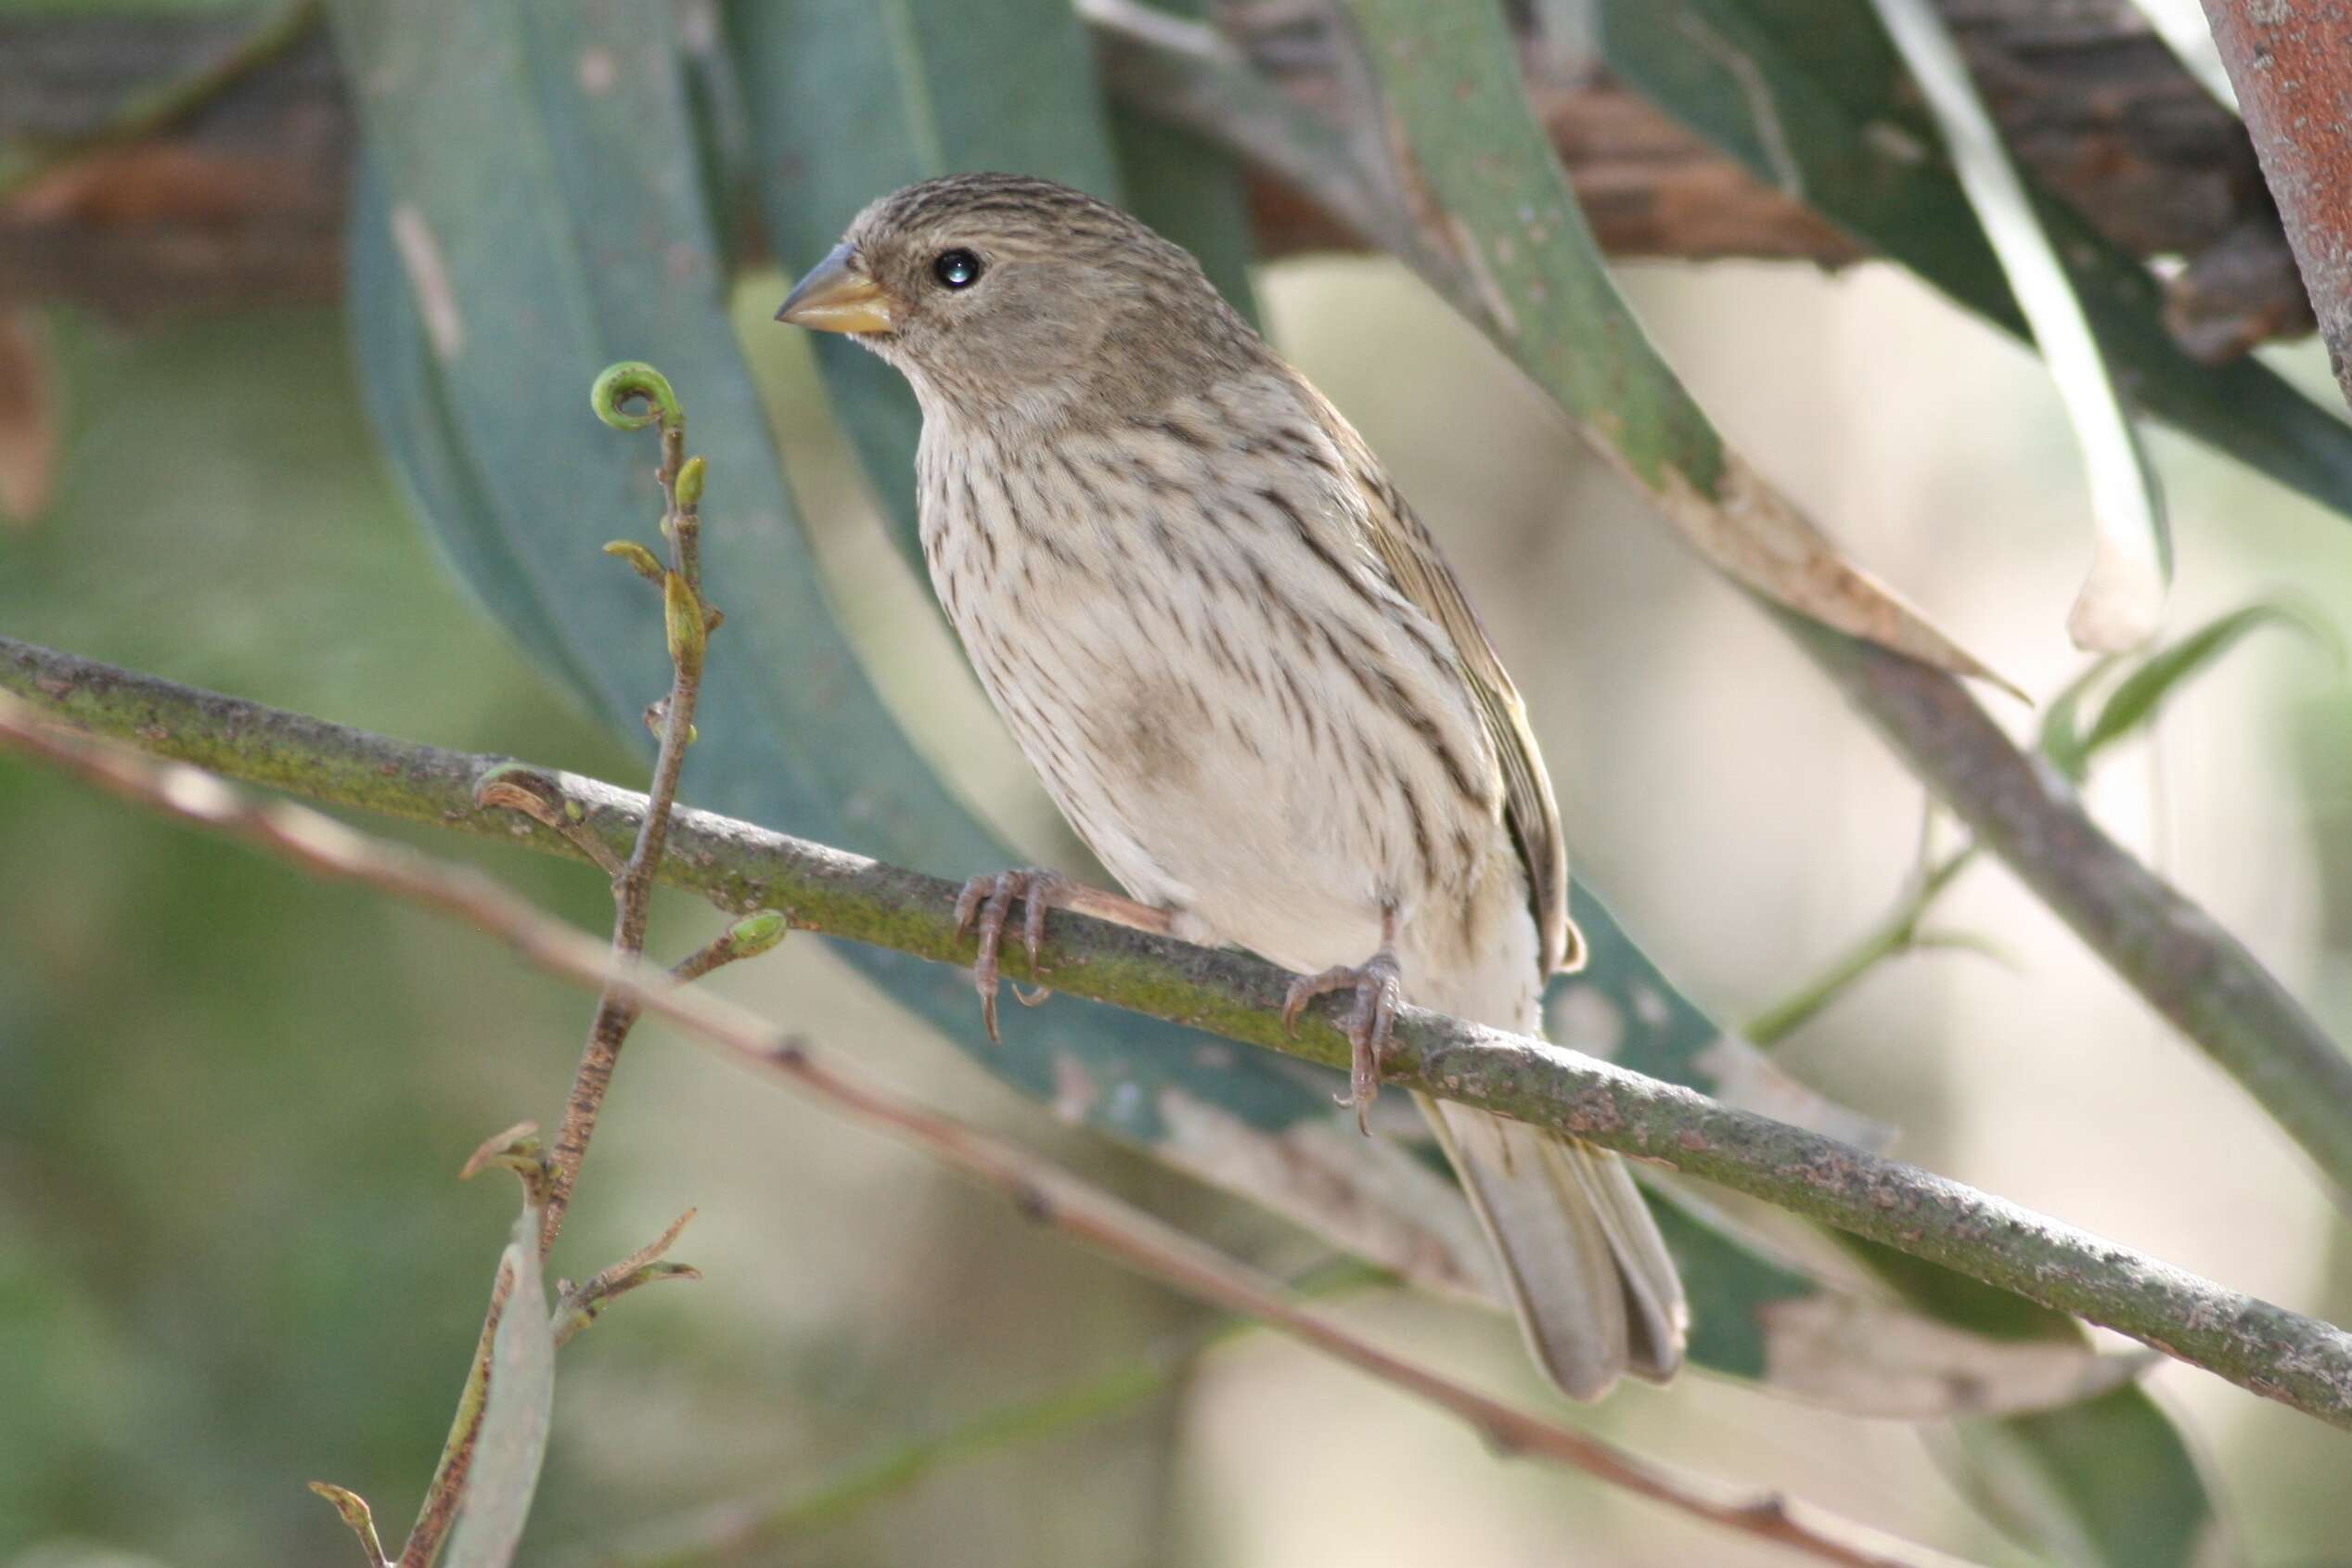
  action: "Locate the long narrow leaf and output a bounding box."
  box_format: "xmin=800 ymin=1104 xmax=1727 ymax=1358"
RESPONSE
xmin=1868 ymin=0 xmax=2170 ymax=650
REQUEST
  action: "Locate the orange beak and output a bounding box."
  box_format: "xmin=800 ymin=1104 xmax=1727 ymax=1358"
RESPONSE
xmin=776 ymin=242 xmax=895 ymax=334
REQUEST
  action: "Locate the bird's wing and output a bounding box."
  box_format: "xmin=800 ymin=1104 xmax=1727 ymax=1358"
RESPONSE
xmin=1310 ymin=395 xmax=1584 ymax=975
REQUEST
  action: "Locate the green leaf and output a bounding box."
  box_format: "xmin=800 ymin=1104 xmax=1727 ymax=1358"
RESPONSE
xmin=443 ymin=1129 xmax=557 ymax=1568
xmin=2035 ymin=655 xmax=2124 ymax=784
xmin=1865 ymin=0 xmax=2168 ymax=649
xmin=1943 ymin=1387 xmax=2233 ymax=1568
xmin=1842 ymin=1232 xmax=2230 ymax=1562
xmin=2037 ymin=600 xmax=2334 ymax=783
xmin=2080 ymin=600 xmax=2339 ymax=759
xmin=1593 ymin=0 xmax=2352 ymax=527
xmin=335 ymin=0 xmax=2125 ymax=1417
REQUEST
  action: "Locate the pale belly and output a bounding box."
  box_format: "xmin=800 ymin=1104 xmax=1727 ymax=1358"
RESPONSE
xmin=936 ymin=523 xmax=1511 ymax=989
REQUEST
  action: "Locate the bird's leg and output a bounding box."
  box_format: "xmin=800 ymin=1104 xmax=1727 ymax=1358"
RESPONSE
xmin=1281 ymin=905 xmax=1404 ymax=1135
xmin=953 ymin=868 xmax=1173 ymax=1043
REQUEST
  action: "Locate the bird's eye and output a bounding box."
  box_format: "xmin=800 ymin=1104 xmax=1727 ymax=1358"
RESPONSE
xmin=932 ymin=249 xmax=983 ymax=289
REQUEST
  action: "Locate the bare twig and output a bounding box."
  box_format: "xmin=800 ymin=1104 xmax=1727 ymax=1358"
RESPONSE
xmin=550 ymin=1207 xmax=700 ymax=1349
xmin=0 ymin=705 xmax=1976 ymax=1568
xmin=7 ymin=685 xmax=2352 ymax=1436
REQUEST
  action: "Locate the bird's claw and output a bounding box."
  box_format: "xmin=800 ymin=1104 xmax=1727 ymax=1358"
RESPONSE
xmin=1282 ymin=951 xmax=1403 ymax=1136
xmin=954 ymin=868 xmax=1064 ymax=1043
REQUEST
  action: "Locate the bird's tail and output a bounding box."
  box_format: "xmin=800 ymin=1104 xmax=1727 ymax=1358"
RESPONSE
xmin=1418 ymin=1094 xmax=1686 ymax=1399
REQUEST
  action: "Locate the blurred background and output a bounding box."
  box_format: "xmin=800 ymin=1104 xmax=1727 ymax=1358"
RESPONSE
xmin=4 ymin=2 xmax=2351 ymax=1565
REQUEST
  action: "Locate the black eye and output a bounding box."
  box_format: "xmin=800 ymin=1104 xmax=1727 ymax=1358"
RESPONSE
xmin=932 ymin=249 xmax=983 ymax=289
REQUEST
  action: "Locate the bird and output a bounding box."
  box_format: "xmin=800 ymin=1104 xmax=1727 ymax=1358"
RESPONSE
xmin=777 ymin=173 xmax=1686 ymax=1399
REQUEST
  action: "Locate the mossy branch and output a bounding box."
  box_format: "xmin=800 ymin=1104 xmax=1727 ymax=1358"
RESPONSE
xmin=0 ymin=689 xmax=1973 ymax=1568
xmin=7 ymin=637 xmax=2352 ymax=1435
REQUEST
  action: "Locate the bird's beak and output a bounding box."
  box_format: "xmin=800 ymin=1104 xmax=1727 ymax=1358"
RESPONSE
xmin=776 ymin=243 xmax=895 ymax=334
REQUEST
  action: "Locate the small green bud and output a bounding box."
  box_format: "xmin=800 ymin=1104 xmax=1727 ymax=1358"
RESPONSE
xmin=603 ymin=540 xmax=666 ymax=584
xmin=590 ymin=361 xmax=683 ymax=433
xmin=663 ymin=571 xmax=706 ymax=677
xmin=727 ymin=909 xmax=789 ymax=958
xmin=675 ymin=455 xmax=706 ymax=510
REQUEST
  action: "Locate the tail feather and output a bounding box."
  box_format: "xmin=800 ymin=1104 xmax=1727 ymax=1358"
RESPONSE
xmin=1420 ymin=1092 xmax=1688 ymax=1400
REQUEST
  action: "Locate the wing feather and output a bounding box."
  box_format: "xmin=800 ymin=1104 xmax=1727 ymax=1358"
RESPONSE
xmin=1304 ymin=389 xmax=1584 ymax=975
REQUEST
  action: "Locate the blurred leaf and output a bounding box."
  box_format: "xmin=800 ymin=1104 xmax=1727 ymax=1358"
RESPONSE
xmin=2039 ymin=599 xmax=2336 ymax=782
xmin=1652 ymin=1198 xmax=2149 ymax=1418
xmin=442 ymin=1150 xmax=557 ymax=1568
xmin=1834 ymin=1231 xmax=2233 ymax=1562
xmin=1943 ymin=1387 xmax=2232 ymax=1568
xmin=2036 ymin=655 xmax=2124 ymax=784
xmin=2081 ymin=600 xmax=2339 ymax=758
xmin=2124 ymin=0 xmax=2241 ymax=115
xmin=335 ymin=0 xmax=2129 ymax=1418
xmin=1867 ymin=0 xmax=2169 ymax=650
xmin=1593 ymin=0 xmax=2352 ymax=529
xmin=1104 ymin=0 xmax=1261 ymax=328
xmin=727 ymin=0 xmax=1123 ymax=579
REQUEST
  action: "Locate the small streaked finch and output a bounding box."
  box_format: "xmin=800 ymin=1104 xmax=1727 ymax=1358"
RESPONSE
xmin=778 ymin=174 xmax=1686 ymax=1398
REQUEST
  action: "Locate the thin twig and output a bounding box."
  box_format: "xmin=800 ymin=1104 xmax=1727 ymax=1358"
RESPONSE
xmin=543 ymin=368 xmax=712 ymax=1256
xmin=594 ymin=1337 xmax=1200 ymax=1566
xmin=0 ymin=706 xmax=1976 ymax=1568
xmin=1744 ymin=849 xmax=1977 ymax=1047
xmin=590 ymin=1261 xmax=1379 ymax=1565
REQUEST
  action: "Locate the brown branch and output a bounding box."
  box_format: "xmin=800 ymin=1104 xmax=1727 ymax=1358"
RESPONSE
xmin=0 ymin=6 xmax=2305 ymax=344
xmin=0 ymin=701 xmax=1977 ymax=1568
xmin=7 ymin=650 xmax=2352 ymax=1434
xmin=2200 ymin=0 xmax=2352 ymax=409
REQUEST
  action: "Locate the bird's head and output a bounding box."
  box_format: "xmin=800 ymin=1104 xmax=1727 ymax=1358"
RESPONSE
xmin=776 ymin=174 xmax=1261 ymax=430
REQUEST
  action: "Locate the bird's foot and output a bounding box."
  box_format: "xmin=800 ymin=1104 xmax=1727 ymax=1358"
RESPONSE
xmin=955 ymin=868 xmax=1072 ymax=1044
xmin=1283 ymin=949 xmax=1403 ymax=1135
